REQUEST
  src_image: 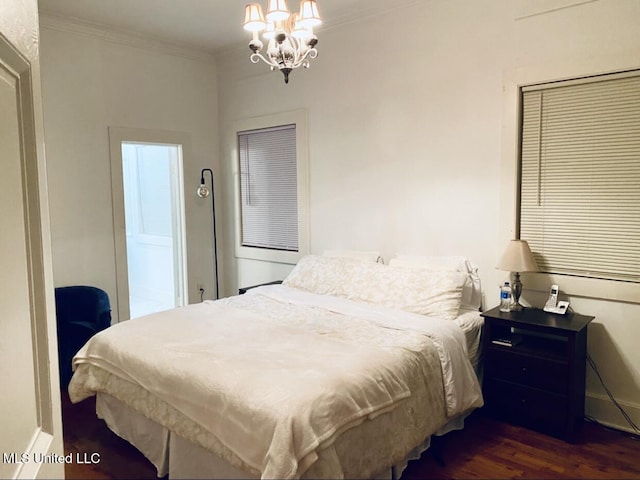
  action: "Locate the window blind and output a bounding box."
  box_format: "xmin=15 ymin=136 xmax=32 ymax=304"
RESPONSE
xmin=238 ymin=124 xmax=298 ymax=252
xmin=519 ymin=72 xmax=640 ymax=283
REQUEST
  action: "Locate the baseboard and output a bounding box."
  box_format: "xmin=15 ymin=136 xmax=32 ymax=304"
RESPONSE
xmin=585 ymin=392 xmax=640 ymax=434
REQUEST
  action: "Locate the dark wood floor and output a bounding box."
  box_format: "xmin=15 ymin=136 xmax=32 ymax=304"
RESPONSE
xmin=62 ymin=392 xmax=640 ymax=479
xmin=62 ymin=393 xmax=158 ymax=479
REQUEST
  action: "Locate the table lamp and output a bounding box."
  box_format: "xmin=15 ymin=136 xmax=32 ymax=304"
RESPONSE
xmin=496 ymin=239 xmax=538 ymax=311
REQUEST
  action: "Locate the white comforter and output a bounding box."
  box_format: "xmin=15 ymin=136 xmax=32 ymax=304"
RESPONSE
xmin=70 ymin=286 xmax=482 ymax=479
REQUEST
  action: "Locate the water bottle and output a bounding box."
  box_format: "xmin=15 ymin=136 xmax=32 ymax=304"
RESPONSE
xmin=500 ymin=281 xmax=512 ymax=312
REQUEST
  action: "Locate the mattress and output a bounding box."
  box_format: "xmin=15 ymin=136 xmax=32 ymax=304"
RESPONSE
xmin=70 ymin=285 xmax=483 ymax=479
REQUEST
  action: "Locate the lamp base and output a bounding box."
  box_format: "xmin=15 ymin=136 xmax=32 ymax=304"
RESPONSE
xmin=510 ymin=301 xmax=525 ymax=311
xmin=511 ymin=271 xmax=525 ymax=311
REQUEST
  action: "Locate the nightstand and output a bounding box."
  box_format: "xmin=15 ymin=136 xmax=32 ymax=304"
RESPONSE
xmin=480 ymin=306 xmax=594 ymax=442
xmin=238 ymin=280 xmax=282 ymax=295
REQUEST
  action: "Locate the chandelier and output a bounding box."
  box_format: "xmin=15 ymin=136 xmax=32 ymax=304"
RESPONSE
xmin=243 ymin=1 xmax=322 ymax=84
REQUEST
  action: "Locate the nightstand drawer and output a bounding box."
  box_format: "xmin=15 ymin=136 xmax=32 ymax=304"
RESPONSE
xmin=484 ymin=378 xmax=568 ymax=437
xmin=485 ymin=348 xmax=568 ymax=394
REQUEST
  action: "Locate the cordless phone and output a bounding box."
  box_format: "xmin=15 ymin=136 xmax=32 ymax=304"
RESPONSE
xmin=543 ymin=285 xmax=569 ymax=314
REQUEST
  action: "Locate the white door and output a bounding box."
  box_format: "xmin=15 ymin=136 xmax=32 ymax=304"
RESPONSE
xmin=0 ymin=19 xmax=64 ymax=480
xmin=109 ymin=128 xmax=189 ymax=322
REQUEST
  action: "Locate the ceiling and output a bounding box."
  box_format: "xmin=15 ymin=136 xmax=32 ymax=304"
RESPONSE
xmin=37 ymin=0 xmax=419 ymax=54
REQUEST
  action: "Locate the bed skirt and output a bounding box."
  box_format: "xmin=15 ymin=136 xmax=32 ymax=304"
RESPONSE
xmin=96 ymin=392 xmax=469 ymax=480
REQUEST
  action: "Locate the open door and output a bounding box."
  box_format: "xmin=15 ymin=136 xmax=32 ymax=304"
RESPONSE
xmin=0 ymin=15 xmax=64 ymax=480
xmin=120 ymin=141 xmax=187 ymax=318
xmin=109 ymin=127 xmax=190 ymax=322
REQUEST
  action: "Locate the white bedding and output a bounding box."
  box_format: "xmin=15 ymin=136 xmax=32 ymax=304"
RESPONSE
xmin=249 ymin=285 xmax=481 ymax=416
xmin=70 ymin=285 xmax=483 ymax=479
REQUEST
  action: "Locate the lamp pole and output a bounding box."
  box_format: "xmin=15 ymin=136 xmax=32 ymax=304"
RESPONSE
xmin=197 ymin=168 xmax=219 ymax=299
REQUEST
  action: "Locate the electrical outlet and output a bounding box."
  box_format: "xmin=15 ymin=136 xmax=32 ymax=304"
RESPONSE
xmin=197 ymin=283 xmax=205 ymax=293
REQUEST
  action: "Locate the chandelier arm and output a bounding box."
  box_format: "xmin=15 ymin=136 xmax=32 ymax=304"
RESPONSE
xmin=250 ymin=52 xmax=280 ymax=69
xmin=291 ymin=48 xmax=317 ymax=69
xmin=289 ymin=35 xmax=301 ymax=67
xmin=251 ymin=45 xmax=317 ymax=71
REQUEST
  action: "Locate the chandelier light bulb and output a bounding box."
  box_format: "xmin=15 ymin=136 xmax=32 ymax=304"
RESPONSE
xmin=263 ymin=21 xmax=276 ymax=40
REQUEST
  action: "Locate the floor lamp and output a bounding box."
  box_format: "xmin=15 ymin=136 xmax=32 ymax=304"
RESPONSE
xmin=196 ymin=168 xmax=219 ymax=300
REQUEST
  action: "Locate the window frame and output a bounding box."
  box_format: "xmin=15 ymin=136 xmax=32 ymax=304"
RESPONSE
xmin=500 ymin=58 xmax=640 ymax=304
xmin=233 ymin=110 xmax=310 ymax=265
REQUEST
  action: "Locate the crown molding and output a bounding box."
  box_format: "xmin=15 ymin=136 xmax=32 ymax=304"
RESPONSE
xmin=321 ymin=0 xmax=423 ymax=31
xmin=39 ymin=12 xmax=216 ymax=63
xmin=514 ymin=0 xmax=599 ymax=20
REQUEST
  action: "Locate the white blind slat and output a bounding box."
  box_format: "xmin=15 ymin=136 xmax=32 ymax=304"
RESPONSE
xmin=238 ymin=124 xmax=299 ymax=252
xmin=519 ymin=71 xmax=640 ymax=283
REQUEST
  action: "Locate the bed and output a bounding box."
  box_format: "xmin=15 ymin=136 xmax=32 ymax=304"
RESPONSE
xmin=69 ymin=254 xmax=485 ymax=479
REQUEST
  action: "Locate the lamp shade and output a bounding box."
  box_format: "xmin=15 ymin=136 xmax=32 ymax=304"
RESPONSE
xmin=244 ymin=4 xmax=266 ymax=31
xmin=496 ymin=240 xmax=539 ymax=272
xmin=266 ymin=0 xmax=291 ymax=22
xmin=298 ymin=0 xmax=321 ymax=27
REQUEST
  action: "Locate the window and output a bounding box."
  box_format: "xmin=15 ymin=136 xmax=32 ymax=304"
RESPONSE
xmin=518 ymin=71 xmax=640 ymax=285
xmin=234 ymin=110 xmax=309 ymax=264
xmin=238 ymin=125 xmax=298 ymax=251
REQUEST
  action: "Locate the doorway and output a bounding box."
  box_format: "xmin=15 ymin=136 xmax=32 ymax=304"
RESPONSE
xmin=109 ymin=128 xmax=189 ymax=321
xmin=122 ymin=142 xmax=185 ymax=317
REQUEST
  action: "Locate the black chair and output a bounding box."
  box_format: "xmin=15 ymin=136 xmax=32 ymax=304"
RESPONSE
xmin=55 ymin=286 xmax=111 ymax=389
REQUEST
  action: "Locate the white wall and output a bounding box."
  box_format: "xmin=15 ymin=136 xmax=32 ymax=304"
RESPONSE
xmin=39 ymin=20 xmax=221 ymax=319
xmin=216 ymin=0 xmax=640 ymax=431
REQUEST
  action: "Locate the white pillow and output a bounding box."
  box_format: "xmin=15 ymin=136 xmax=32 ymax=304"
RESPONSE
xmin=389 ymin=255 xmax=482 ymax=310
xmin=322 ymin=250 xmax=383 ymax=263
xmin=346 ymin=263 xmax=467 ymax=320
xmin=283 ymin=255 xmax=361 ymax=297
